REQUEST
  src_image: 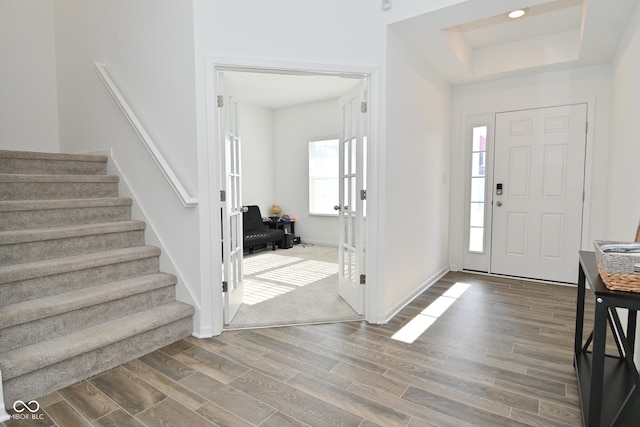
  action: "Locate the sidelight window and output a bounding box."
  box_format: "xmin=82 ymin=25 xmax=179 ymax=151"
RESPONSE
xmin=468 ymin=126 xmax=487 ymax=252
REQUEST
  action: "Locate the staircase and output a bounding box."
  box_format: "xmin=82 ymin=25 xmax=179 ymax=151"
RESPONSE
xmin=0 ymin=150 xmax=194 ymax=406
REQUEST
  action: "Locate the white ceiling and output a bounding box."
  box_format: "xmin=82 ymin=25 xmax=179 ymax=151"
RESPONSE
xmin=222 ymin=71 xmax=362 ymax=110
xmin=391 ymin=0 xmax=638 ymax=86
xmin=222 ymin=0 xmax=637 ymax=109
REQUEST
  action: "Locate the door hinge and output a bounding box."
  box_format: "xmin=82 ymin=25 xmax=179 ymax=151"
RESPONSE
xmin=222 ymin=281 xmax=228 ymax=292
xmin=220 ymin=190 xmax=226 ymax=202
xmin=360 ymin=189 xmax=367 ymax=201
xmin=361 ymin=101 xmax=368 ymax=113
xmin=360 ymin=274 xmax=366 ymax=285
xmin=217 ymin=95 xmax=224 ymax=108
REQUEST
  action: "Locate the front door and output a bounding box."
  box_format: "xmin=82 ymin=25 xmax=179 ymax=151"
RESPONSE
xmin=337 ymin=81 xmax=367 ymax=314
xmin=219 ymin=72 xmax=244 ymax=324
xmin=491 ymin=104 xmax=587 ymax=283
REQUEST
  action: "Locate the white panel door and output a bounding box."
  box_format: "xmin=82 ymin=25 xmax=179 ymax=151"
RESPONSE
xmin=491 ymin=104 xmax=587 ymax=283
xmin=219 ymin=72 xmax=244 ymax=324
xmin=337 ymin=81 xmax=367 ymax=314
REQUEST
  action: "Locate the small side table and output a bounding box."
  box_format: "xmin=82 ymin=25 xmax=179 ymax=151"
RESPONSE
xmin=263 ymin=220 xmax=295 ymax=236
xmin=574 ymin=251 xmax=640 ymax=426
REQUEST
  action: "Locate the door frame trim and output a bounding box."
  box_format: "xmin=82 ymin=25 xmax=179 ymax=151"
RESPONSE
xmin=457 ymin=99 xmax=596 ymax=278
xmin=203 ymin=56 xmax=381 ymax=335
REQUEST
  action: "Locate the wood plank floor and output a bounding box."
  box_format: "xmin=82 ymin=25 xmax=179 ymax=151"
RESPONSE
xmin=2 ymin=271 xmax=595 ymax=426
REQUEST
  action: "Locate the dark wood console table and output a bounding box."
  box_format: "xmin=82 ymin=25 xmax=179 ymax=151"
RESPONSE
xmin=574 ymin=251 xmax=640 ymax=426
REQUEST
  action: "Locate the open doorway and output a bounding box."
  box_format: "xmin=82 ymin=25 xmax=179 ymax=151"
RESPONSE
xmin=217 ymin=69 xmax=369 ymax=329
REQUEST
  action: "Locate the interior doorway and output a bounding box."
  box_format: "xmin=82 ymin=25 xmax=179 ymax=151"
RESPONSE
xmin=217 ymin=68 xmax=370 ymax=328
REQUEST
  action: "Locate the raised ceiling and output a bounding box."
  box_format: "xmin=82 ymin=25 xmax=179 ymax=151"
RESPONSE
xmin=391 ymin=0 xmax=638 ymax=85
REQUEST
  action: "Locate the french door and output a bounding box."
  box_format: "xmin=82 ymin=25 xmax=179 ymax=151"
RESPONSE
xmin=337 ymin=80 xmax=367 ymax=314
xmin=219 ymin=72 xmax=244 ymax=324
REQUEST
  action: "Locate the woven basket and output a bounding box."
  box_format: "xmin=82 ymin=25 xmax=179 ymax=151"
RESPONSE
xmin=594 ymin=241 xmax=640 ymax=292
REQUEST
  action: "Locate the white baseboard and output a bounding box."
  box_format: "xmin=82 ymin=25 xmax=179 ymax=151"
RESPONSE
xmin=298 ymin=239 xmax=338 ymax=247
xmin=379 ymin=266 xmax=449 ymax=324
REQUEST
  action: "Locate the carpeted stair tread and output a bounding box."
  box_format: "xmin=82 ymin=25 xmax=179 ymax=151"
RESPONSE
xmin=0 ymin=173 xmax=117 ymax=183
xmin=0 ymin=220 xmax=145 ymax=245
xmin=0 ymin=150 xmax=108 ymax=163
xmin=0 ymin=246 xmax=161 ymax=285
xmin=0 ymin=302 xmax=194 ymax=381
xmin=0 ymin=150 xmax=107 ymax=176
xmin=0 ymin=197 xmax=132 ymax=212
xmin=0 ymin=198 xmax=133 ymax=231
xmin=0 ymin=273 xmax=176 ymax=329
xmin=0 ymin=173 xmax=119 ymax=201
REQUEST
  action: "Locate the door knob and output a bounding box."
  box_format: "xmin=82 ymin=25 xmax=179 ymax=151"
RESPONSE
xmin=496 ymin=201 xmax=502 ymax=207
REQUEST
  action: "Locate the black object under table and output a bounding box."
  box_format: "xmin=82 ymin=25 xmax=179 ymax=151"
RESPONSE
xmin=574 ymin=251 xmax=640 ymax=426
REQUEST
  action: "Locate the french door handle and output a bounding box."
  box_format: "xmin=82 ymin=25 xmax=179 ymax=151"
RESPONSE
xmin=334 ymin=205 xmax=341 ymax=211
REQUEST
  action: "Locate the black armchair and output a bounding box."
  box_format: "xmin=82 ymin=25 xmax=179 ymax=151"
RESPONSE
xmin=243 ymin=205 xmax=284 ymax=253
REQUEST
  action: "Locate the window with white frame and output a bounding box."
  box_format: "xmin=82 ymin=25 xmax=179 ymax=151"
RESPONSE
xmin=309 ymin=139 xmax=339 ymax=215
xmin=468 ymin=126 xmax=487 ymax=252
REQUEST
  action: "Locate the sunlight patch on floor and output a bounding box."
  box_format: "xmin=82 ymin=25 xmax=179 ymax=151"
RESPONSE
xmin=243 ymin=278 xmax=296 ymax=305
xmin=243 ymin=253 xmax=302 ymax=275
xmin=392 ymin=282 xmax=471 ymax=344
xmin=257 ymin=260 xmax=339 ymax=287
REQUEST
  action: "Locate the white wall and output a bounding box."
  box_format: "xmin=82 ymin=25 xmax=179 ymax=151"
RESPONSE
xmin=273 ymin=99 xmax=341 ymax=246
xmin=449 ymin=65 xmax=612 ymax=273
xmin=608 ymin=4 xmax=640 ymax=240
xmin=53 ymin=0 xmax=205 ymax=333
xmin=239 ymin=98 xmax=340 ymax=245
xmin=239 ymin=102 xmax=275 ymax=213
xmin=193 ymin=0 xmax=386 ymax=330
xmin=0 ymin=0 xmax=59 ymax=152
xmin=381 ymin=29 xmax=452 ymax=320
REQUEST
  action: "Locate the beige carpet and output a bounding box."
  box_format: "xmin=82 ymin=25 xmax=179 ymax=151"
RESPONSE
xmin=226 ymin=244 xmax=362 ymax=329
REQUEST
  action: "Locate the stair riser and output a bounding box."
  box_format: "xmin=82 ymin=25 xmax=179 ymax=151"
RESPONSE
xmin=0 ymin=230 xmax=145 ymax=266
xmin=2 ymin=316 xmax=192 ymax=405
xmin=1 ymin=286 xmax=176 ymax=352
xmin=0 ymin=158 xmax=106 ymax=176
xmin=0 ymin=257 xmax=160 ymax=306
xmin=0 ymin=182 xmax=119 ymax=201
xmin=0 ymin=205 xmax=131 ymax=231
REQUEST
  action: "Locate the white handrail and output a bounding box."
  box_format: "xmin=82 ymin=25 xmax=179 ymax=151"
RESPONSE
xmin=93 ymin=61 xmax=198 ymax=207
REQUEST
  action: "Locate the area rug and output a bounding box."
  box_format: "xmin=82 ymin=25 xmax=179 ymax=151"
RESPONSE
xmin=226 ymin=245 xmax=362 ymax=329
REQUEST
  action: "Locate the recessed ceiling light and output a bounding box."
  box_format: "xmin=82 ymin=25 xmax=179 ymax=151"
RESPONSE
xmin=508 ymin=8 xmax=528 ymax=19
